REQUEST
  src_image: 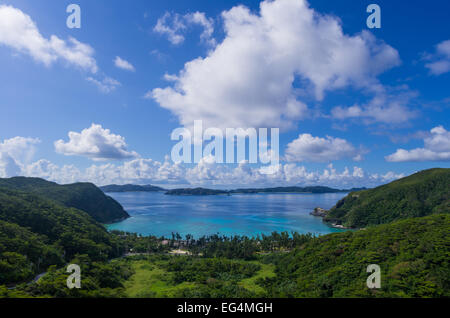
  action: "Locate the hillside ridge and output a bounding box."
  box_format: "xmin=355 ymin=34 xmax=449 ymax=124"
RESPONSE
xmin=322 ymin=168 xmax=450 ymax=228
xmin=0 ymin=177 xmax=129 ymax=223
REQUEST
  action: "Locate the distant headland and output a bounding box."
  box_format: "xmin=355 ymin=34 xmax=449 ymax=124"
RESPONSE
xmin=101 ymin=184 xmax=367 ymax=196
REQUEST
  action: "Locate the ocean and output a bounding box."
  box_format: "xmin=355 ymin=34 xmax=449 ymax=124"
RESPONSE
xmin=106 ymin=191 xmax=348 ymax=238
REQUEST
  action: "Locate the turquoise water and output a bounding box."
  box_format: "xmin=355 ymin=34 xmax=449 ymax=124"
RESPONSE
xmin=106 ymin=192 xmax=348 ymax=238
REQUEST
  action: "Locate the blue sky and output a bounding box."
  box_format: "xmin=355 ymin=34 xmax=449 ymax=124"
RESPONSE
xmin=0 ymin=0 xmax=449 ymax=188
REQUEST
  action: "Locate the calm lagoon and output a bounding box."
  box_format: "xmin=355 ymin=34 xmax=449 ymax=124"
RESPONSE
xmin=106 ymin=192 xmax=348 ymax=238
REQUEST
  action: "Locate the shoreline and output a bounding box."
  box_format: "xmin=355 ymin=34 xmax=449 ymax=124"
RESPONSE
xmin=310 ymin=207 xmax=354 ymax=230
xmin=105 ymin=194 xmax=352 ymax=237
xmin=107 ymin=190 xmax=351 ymax=196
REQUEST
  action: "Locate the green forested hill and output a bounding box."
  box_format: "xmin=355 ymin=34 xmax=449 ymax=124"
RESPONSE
xmin=0 ymin=220 xmax=63 ymax=284
xmin=1 ymin=170 xmax=449 ymax=297
xmin=0 ymin=188 xmax=124 ymax=285
xmin=262 ymin=213 xmax=450 ymax=297
xmin=0 ymin=177 xmax=129 ymax=223
xmin=324 ymin=168 xmax=450 ymax=228
xmin=100 ymin=184 xmax=166 ymax=193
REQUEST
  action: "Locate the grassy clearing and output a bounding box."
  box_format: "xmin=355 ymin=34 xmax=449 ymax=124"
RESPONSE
xmin=124 ymin=259 xmax=197 ymax=298
xmin=238 ymin=262 xmax=276 ymax=295
xmin=123 ymin=256 xmax=276 ymax=298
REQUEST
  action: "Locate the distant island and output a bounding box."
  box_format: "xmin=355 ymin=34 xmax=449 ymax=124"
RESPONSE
xmin=165 ymin=186 xmax=367 ymax=196
xmin=100 ymin=184 xmax=166 ymax=193
xmin=102 ymin=184 xmax=367 ymax=196
xmin=165 ymin=188 xmax=230 ymax=196
xmin=230 ymin=186 xmax=367 ymax=194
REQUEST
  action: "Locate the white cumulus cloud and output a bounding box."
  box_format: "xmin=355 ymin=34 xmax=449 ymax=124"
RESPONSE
xmin=114 ymin=56 xmax=135 ymax=72
xmin=285 ymin=134 xmax=363 ymax=163
xmin=150 ymin=0 xmax=400 ymax=130
xmin=184 ymin=12 xmax=216 ymax=46
xmin=0 ymin=137 xmax=404 ymax=189
xmin=424 ymin=40 xmax=450 ymax=75
xmin=22 ymin=156 xmax=404 ymax=189
xmin=331 ymin=88 xmax=418 ymax=124
xmin=0 ymin=152 xmax=22 ymax=178
xmin=86 ymin=76 xmax=121 ymax=93
xmin=0 ymin=5 xmax=98 ymax=73
xmin=386 ymin=126 xmax=450 ymax=162
xmin=0 ymin=136 xmax=40 ymax=177
xmin=54 ymin=124 xmax=139 ymax=161
xmin=154 ymin=11 xmax=215 ymax=46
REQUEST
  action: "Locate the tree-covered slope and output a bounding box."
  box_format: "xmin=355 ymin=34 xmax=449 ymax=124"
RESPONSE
xmin=262 ymin=213 xmax=450 ymax=297
xmin=0 ymin=220 xmax=63 ymax=284
xmin=323 ymin=168 xmax=450 ymax=228
xmin=100 ymin=184 xmax=166 ymax=193
xmin=0 ymin=177 xmax=129 ymax=223
xmin=0 ymin=188 xmax=124 ymax=285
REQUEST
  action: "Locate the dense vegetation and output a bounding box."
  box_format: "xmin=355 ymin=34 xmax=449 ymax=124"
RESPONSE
xmin=184 ymin=232 xmax=314 ymax=259
xmin=263 ymin=214 xmax=450 ymax=297
xmin=121 ymin=214 xmax=450 ymax=298
xmin=0 ymin=169 xmax=449 ymax=298
xmin=100 ymin=184 xmax=166 ymax=193
xmin=1 ymin=213 xmax=449 ymax=298
xmin=0 ymin=177 xmax=129 ymax=223
xmin=13 ymin=254 xmax=134 ymax=298
xmin=0 ymin=187 xmax=127 ymax=286
xmin=324 ymin=168 xmax=450 ymax=228
xmin=16 ymin=213 xmax=446 ymax=298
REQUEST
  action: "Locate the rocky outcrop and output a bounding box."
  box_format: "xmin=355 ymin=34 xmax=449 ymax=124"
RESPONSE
xmin=310 ymin=207 xmax=327 ymax=217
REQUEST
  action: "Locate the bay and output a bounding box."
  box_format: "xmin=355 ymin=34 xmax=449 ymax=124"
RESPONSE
xmin=106 ymin=192 xmax=348 ymax=238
